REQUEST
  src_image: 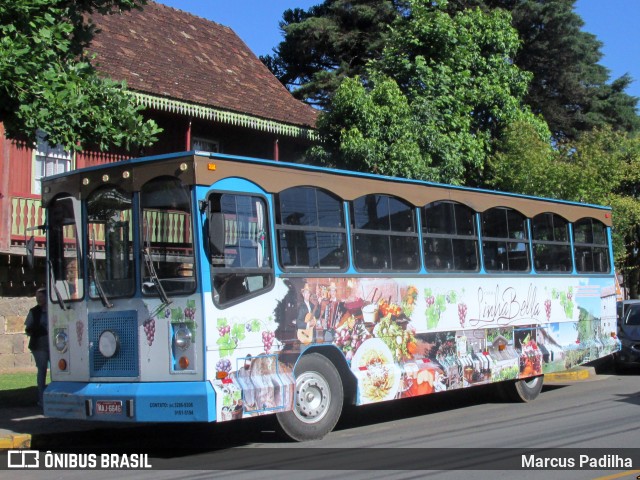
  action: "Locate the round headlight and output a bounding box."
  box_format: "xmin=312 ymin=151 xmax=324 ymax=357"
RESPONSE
xmin=174 ymin=324 xmax=192 ymax=350
xmin=54 ymin=331 xmax=68 ymax=353
xmin=98 ymin=330 xmax=119 ymax=358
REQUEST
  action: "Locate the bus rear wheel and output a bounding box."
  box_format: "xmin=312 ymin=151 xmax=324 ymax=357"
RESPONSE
xmin=276 ymin=353 xmax=344 ymax=442
xmin=499 ymin=375 xmax=544 ymax=402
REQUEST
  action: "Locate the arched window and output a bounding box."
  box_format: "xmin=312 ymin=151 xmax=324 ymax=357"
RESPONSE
xmin=422 ymin=201 xmax=478 ymax=271
xmin=573 ymin=218 xmax=610 ymax=273
xmin=351 ymin=194 xmax=419 ymax=271
xmin=276 ymin=186 xmax=347 ymax=270
xmin=208 ymin=192 xmax=273 ymax=305
xmin=482 ymin=207 xmax=530 ymax=272
xmin=531 ymin=213 xmax=572 ymax=272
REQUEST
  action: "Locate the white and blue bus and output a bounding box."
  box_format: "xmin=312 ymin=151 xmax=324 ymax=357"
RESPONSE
xmin=40 ymin=151 xmax=619 ymax=441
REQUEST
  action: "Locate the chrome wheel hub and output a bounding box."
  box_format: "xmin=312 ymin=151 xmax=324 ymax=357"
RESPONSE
xmin=294 ymin=371 xmax=331 ymax=424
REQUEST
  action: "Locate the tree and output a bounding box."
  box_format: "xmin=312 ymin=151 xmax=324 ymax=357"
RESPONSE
xmin=444 ymin=0 xmax=640 ymax=140
xmin=262 ymin=0 xmax=402 ymax=108
xmin=488 ymin=126 xmax=640 ymax=296
xmin=0 ymin=0 xmax=161 ymax=152
xmin=312 ymin=0 xmax=548 ymax=184
xmin=309 ymin=74 xmax=431 ymax=179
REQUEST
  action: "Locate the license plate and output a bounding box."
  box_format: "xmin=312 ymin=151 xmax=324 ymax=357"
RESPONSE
xmin=96 ymin=400 xmax=123 ymax=414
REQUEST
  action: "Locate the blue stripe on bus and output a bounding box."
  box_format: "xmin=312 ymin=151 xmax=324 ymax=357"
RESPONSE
xmin=44 ymin=381 xmax=216 ymax=422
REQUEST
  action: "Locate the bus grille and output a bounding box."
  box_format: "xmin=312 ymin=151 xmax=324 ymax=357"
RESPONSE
xmin=89 ymin=310 xmax=139 ymax=378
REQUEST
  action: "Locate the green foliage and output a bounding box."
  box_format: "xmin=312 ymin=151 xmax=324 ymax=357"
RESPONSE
xmin=489 ymin=126 xmax=640 ymax=294
xmin=374 ymin=1 xmax=549 ymax=183
xmin=311 ymin=1 xmax=546 ymax=184
xmin=446 ymin=0 xmax=640 ymax=140
xmin=310 ymin=74 xmax=431 ymax=179
xmin=0 ymin=0 xmax=161 ymax=152
xmin=262 ymin=0 xmax=401 ymax=107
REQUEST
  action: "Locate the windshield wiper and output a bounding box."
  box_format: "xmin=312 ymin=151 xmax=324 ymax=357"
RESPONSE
xmin=89 ymin=230 xmax=113 ymax=308
xmin=143 ymin=243 xmax=172 ymax=309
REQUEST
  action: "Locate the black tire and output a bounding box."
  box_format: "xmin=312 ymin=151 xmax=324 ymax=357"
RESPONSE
xmin=613 ymin=355 xmax=629 ymax=374
xmin=276 ymin=353 xmax=344 ymax=441
xmin=498 ymin=375 xmax=544 ymax=402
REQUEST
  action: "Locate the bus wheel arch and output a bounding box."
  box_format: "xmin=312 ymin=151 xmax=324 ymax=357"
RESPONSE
xmin=499 ymin=375 xmax=544 ymax=402
xmin=276 ymin=349 xmax=353 ymax=441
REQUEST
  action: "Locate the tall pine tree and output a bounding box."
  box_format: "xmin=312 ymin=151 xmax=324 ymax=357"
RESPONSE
xmin=266 ymin=0 xmax=639 ymax=139
xmin=445 ymin=0 xmax=640 ymax=139
xmin=261 ymin=0 xmax=402 ymax=108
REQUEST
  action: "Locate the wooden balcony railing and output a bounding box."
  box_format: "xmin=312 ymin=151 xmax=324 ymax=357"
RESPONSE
xmin=9 ymin=194 xmax=193 ymax=252
xmin=11 ymin=195 xmax=45 ymax=245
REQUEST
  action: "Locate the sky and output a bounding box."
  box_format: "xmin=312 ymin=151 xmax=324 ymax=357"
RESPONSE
xmin=156 ymin=0 xmax=640 ymax=101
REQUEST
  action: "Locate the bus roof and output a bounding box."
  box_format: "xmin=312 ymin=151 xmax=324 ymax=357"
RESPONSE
xmin=41 ymin=150 xmax=612 ymax=225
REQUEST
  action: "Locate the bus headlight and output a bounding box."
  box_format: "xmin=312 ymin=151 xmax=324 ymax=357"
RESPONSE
xmin=98 ymin=330 xmax=119 ymax=358
xmin=174 ymin=324 xmax=192 ymax=350
xmin=54 ymin=330 xmax=68 ymax=353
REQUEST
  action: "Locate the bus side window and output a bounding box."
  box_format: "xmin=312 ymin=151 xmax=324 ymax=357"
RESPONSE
xmin=208 ymin=192 xmax=273 ymax=306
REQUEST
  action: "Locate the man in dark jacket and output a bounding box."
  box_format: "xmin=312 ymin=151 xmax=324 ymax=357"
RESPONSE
xmin=24 ymin=288 xmax=49 ymax=407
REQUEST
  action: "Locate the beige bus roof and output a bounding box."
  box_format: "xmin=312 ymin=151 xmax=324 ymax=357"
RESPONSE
xmin=41 ymin=152 xmax=612 ymax=226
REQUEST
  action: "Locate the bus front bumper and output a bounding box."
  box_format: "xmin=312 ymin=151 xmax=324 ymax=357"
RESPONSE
xmin=43 ymin=381 xmax=217 ymax=423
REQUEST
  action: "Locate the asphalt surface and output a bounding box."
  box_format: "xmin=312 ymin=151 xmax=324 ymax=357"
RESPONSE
xmin=0 ymin=366 xmax=597 ymax=451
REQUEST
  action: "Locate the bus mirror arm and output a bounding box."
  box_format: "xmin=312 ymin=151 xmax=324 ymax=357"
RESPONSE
xmin=47 ymin=259 xmax=68 ymax=311
xmin=208 ymin=213 xmax=225 ymax=257
xmin=25 ymin=224 xmax=45 ymax=269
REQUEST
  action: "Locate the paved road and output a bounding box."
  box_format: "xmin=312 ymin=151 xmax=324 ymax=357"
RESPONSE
xmin=2 ymin=361 xmax=640 ymax=479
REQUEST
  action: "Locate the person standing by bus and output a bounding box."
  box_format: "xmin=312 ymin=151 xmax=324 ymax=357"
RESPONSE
xmin=24 ymin=287 xmax=49 ymax=407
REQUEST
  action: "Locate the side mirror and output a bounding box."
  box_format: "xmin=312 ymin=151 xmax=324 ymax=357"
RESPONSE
xmin=25 ymin=225 xmax=45 ymax=269
xmin=209 ymin=212 xmax=225 ymax=257
xmin=26 ymin=235 xmax=35 ymax=269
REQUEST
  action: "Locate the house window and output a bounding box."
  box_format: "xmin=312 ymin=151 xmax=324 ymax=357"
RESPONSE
xmin=33 ymin=136 xmax=72 ymax=194
xmin=192 ymin=137 xmax=220 ymax=153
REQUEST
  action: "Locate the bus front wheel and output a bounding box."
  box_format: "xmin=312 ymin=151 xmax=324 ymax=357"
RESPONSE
xmin=276 ymin=353 xmax=344 ymax=442
xmin=499 ymin=375 xmax=544 ymax=402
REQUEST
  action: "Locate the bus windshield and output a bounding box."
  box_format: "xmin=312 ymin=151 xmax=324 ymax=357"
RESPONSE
xmin=86 ymin=186 xmax=134 ymax=299
xmin=48 ymin=195 xmax=83 ymax=301
xmin=141 ymin=177 xmax=195 ymax=296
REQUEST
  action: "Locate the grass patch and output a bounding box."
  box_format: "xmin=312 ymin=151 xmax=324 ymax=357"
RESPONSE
xmin=0 ymin=371 xmax=40 ymax=407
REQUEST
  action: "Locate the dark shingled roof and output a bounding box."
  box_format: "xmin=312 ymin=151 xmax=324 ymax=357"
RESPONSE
xmin=88 ymin=1 xmax=317 ymax=128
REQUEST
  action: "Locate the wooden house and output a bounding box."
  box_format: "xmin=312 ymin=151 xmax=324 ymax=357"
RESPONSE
xmin=0 ymin=1 xmax=317 ymax=295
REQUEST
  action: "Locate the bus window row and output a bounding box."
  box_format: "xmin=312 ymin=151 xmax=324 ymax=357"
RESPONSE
xmin=207 ymin=186 xmax=611 ymax=286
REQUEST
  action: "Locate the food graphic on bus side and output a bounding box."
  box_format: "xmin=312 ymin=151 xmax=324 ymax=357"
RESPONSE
xmin=75 ymin=320 xmax=83 ymax=346
xmin=261 ymin=330 xmax=275 ymax=354
xmin=143 ymin=317 xmax=155 ymax=346
xmin=374 ymin=315 xmax=417 ymax=362
xmin=216 ymin=318 xmax=246 ymax=358
xmin=519 ymin=334 xmax=543 ymax=377
xmin=401 ymin=286 xmax=418 ymax=318
xmin=216 ymin=358 xmax=232 ymax=374
xmin=544 ymin=299 xmax=552 ymax=321
xmin=458 ymin=303 xmax=468 ymax=327
xmin=333 ymin=318 xmax=372 ymax=361
xmin=353 ymin=339 xmax=400 ymax=403
xmin=551 ymin=287 xmax=575 ymax=318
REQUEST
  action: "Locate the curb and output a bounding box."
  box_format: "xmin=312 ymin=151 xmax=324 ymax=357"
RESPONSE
xmin=0 ymin=431 xmax=31 ymax=451
xmin=545 ymin=366 xmax=595 ymax=382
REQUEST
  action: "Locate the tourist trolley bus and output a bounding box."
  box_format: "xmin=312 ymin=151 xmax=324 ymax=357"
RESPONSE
xmin=40 ymin=151 xmax=619 ymax=440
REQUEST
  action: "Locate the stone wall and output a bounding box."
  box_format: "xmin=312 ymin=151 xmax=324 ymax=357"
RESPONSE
xmin=0 ymin=296 xmax=36 ymax=372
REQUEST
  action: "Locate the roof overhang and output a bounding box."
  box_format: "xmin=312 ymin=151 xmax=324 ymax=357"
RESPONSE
xmin=134 ymin=92 xmax=318 ymax=141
